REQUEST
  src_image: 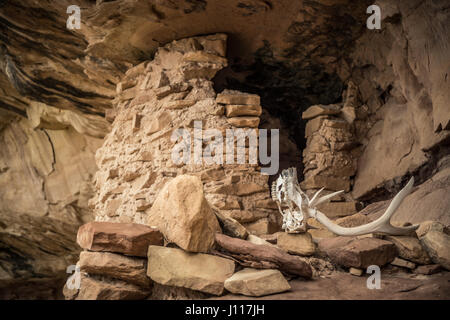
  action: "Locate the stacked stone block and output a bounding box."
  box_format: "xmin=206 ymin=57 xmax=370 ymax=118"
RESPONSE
xmin=300 ymin=83 xmax=361 ymax=219
xmin=90 ymin=34 xmax=279 ymax=235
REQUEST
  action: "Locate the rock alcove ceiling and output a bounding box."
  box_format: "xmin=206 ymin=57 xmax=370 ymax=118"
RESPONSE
xmin=0 ymin=0 xmax=449 ymax=299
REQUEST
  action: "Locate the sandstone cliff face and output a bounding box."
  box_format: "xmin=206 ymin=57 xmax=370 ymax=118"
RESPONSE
xmin=349 ymin=0 xmax=450 ymax=200
xmin=0 ymin=112 xmax=106 ymax=298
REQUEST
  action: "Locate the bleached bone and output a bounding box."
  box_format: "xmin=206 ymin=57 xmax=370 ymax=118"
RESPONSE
xmin=271 ymin=168 xmax=419 ymax=236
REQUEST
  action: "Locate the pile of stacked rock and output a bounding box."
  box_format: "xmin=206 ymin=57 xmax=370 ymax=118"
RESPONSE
xmin=65 ymin=175 xmax=313 ymax=300
xmin=90 ymin=34 xmax=279 ymax=236
xmin=300 ymin=82 xmax=362 ymax=223
xmin=65 ymin=174 xmax=450 ymax=300
xmin=64 ymin=34 xmax=449 ymax=300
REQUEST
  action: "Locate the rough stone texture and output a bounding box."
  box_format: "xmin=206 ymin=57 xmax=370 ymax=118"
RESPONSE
xmin=302 ymin=110 xmax=357 ymax=194
xmin=77 ymin=221 xmax=163 ymax=257
xmin=416 ymin=221 xmax=449 ymax=239
xmin=316 ymin=201 xmax=358 ymax=219
xmin=420 ymin=230 xmax=450 ymax=271
xmin=277 ymin=232 xmax=316 ymax=256
xmin=224 ymin=268 xmax=291 ymax=297
xmin=146 ymin=175 xmax=221 ymax=252
xmin=306 ymin=218 xmax=337 ymax=241
xmin=318 ymin=237 xmax=398 ymax=269
xmin=302 ymin=104 xmax=341 ymax=120
xmin=392 ymin=165 xmax=450 ymax=226
xmin=244 ymin=217 xmax=279 ymax=236
xmin=226 ymin=116 xmax=260 ymax=128
xmin=384 ymin=236 xmax=431 ymax=265
xmin=217 ymin=272 xmax=450 ymax=300
xmin=247 ymin=235 xmax=276 ymax=248
xmin=214 ymin=233 xmax=312 ymax=278
xmin=0 ymin=116 xmax=104 ymax=294
xmin=147 ymin=246 xmax=235 ymax=296
xmin=79 ymin=251 xmax=150 ymax=287
xmin=225 ymin=105 xmax=262 ymax=117
xmin=358 ymin=164 xmax=450 ymax=226
xmin=0 ymin=0 xmax=448 ymax=300
xmin=217 ymin=92 xmax=260 ymax=105
xmin=0 ymin=212 xmax=81 ymax=292
xmin=335 ymin=213 xmax=372 ymax=228
xmin=75 ymin=274 xmax=151 ymax=300
xmin=90 ymin=35 xmax=279 ymax=235
xmin=391 ymin=257 xmax=415 ymax=270
xmin=414 ymin=264 xmax=442 ymax=275
xmin=351 ymin=1 xmax=450 ymax=200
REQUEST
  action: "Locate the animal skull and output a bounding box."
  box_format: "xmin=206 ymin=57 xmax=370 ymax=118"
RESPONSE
xmin=271 ymin=168 xmax=419 ymax=236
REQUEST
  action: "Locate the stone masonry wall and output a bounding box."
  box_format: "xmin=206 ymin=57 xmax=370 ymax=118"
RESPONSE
xmin=300 ymin=81 xmax=362 ymax=220
xmin=90 ymin=34 xmax=280 ymax=235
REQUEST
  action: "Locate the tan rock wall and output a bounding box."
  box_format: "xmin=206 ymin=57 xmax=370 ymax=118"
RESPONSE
xmin=0 ymin=113 xmax=105 ymax=289
xmin=349 ymin=1 xmax=450 ymax=200
xmin=92 ymin=34 xmax=280 ymax=234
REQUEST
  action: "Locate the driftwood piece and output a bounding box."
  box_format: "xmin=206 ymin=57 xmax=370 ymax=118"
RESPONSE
xmin=213 ymin=209 xmax=248 ymax=239
xmin=214 ymin=233 xmax=312 ymax=278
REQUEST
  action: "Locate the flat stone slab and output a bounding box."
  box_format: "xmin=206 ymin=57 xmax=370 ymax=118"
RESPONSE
xmin=227 ymin=116 xmax=260 ymax=128
xmin=147 ymin=246 xmax=235 ymax=296
xmin=79 ymin=251 xmax=150 ymax=287
xmin=225 ymin=104 xmax=262 ymax=117
xmin=318 ymin=237 xmax=397 ymax=269
xmin=74 ymin=275 xmax=150 ymax=300
xmin=302 ymin=104 xmax=341 ymax=120
xmin=77 ymin=221 xmax=163 ymax=257
xmin=384 ymin=235 xmax=431 ymax=265
xmin=217 ymin=91 xmax=260 ymax=105
xmin=277 ymin=232 xmax=316 ymax=256
xmin=224 ymin=268 xmax=291 ymax=297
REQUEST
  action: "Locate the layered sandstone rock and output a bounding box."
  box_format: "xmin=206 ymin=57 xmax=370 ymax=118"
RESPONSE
xmin=0 ymin=102 xmax=108 ymax=297
xmin=214 ymin=233 xmax=313 ymax=278
xmin=74 ymin=275 xmax=151 ymax=300
xmin=77 ymin=221 xmax=163 ymax=257
xmin=384 ymin=236 xmax=431 ymax=265
xmin=318 ymin=237 xmax=398 ymax=269
xmin=420 ymin=230 xmax=450 ymax=271
xmin=277 ymin=232 xmax=316 ymax=256
xmin=79 ymin=251 xmax=150 ymax=287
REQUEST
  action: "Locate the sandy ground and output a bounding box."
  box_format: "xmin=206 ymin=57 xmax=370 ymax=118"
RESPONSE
xmin=215 ymin=271 xmax=450 ymax=300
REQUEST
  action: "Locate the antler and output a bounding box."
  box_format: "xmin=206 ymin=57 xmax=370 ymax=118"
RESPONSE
xmin=272 ymin=168 xmax=419 ymax=236
xmin=308 ymin=177 xmax=418 ymax=236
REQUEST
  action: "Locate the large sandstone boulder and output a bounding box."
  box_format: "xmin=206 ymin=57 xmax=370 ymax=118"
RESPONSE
xmin=147 ymin=246 xmax=235 ymax=296
xmin=77 ymin=221 xmax=163 ymax=257
xmin=224 ymin=268 xmax=291 ymax=297
xmin=146 ymin=175 xmax=221 ymax=253
xmin=318 ymin=237 xmax=397 ymax=269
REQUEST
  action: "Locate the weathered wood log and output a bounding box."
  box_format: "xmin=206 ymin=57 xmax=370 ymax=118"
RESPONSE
xmin=213 ymin=209 xmax=248 ymax=239
xmin=214 ymin=233 xmax=312 ymax=278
